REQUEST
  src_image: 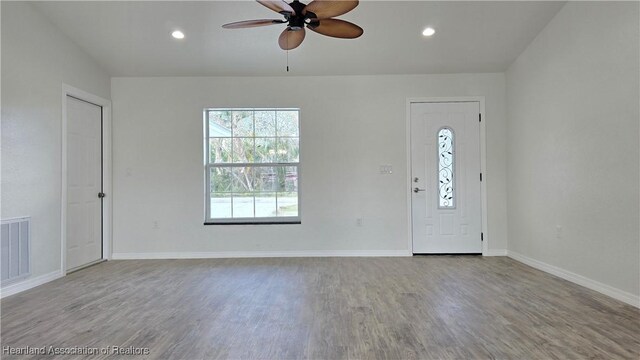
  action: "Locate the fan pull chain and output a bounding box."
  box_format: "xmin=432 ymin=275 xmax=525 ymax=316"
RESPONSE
xmin=286 ymin=48 xmax=289 ymax=72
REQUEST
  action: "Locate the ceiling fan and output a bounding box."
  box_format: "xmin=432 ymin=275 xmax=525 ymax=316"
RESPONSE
xmin=222 ymin=0 xmax=363 ymax=50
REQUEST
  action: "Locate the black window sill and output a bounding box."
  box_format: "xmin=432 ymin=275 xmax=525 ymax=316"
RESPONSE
xmin=204 ymin=222 xmax=301 ymax=225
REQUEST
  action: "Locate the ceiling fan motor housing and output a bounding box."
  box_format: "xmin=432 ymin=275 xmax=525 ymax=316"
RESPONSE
xmin=287 ymin=1 xmax=312 ymax=31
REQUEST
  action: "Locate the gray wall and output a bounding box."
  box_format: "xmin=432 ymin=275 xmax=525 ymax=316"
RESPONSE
xmin=1 ymin=2 xmax=111 ymax=279
xmin=110 ymin=74 xmax=508 ymax=256
xmin=506 ymin=2 xmax=640 ymax=297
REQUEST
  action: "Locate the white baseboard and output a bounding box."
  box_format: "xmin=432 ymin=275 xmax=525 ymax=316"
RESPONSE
xmin=112 ymin=249 xmax=412 ymax=260
xmin=483 ymin=249 xmax=507 ymax=256
xmin=1 ymin=270 xmax=64 ymax=299
xmin=508 ymin=250 xmax=639 ymax=308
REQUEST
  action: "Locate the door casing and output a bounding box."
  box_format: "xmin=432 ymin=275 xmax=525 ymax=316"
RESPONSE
xmin=406 ymin=97 xmax=488 ymax=256
xmin=61 ymin=84 xmax=112 ymax=274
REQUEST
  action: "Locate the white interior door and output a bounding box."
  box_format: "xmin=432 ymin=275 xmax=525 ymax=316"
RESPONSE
xmin=66 ymin=96 xmax=103 ymax=270
xmin=411 ymin=102 xmax=482 ymax=254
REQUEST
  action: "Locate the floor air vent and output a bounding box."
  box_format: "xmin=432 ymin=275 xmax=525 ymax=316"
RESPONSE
xmin=1 ymin=217 xmax=31 ymax=284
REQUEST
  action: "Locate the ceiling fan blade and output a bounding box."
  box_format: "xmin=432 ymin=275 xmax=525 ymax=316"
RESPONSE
xmin=308 ymin=18 xmax=363 ymax=39
xmin=257 ymin=0 xmax=295 ymax=16
xmin=278 ymin=28 xmax=306 ymax=50
xmin=222 ymin=19 xmax=285 ymax=29
xmin=303 ymin=0 xmax=358 ymax=19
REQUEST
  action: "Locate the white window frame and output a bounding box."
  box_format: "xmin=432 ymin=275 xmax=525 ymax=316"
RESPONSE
xmin=203 ymin=108 xmax=302 ymax=224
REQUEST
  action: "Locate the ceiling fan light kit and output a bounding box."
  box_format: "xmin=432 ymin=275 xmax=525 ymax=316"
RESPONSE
xmin=222 ymin=0 xmax=363 ymax=50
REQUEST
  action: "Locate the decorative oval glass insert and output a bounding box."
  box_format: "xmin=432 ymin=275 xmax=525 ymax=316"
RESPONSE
xmin=438 ymin=128 xmax=455 ymax=208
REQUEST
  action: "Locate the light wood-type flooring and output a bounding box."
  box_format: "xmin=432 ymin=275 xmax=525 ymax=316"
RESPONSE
xmin=1 ymin=257 xmax=639 ymax=359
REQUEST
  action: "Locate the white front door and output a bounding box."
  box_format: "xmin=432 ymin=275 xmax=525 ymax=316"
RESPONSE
xmin=66 ymin=96 xmax=103 ymax=270
xmin=410 ymin=102 xmax=482 ymax=254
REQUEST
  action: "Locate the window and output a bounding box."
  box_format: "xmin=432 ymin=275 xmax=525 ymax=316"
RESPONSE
xmin=438 ymin=127 xmax=455 ymax=208
xmin=205 ymin=109 xmax=300 ymax=224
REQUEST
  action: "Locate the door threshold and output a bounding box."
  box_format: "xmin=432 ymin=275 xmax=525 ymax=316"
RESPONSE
xmin=412 ymin=253 xmax=482 ymax=256
xmin=66 ymin=259 xmax=107 ymax=274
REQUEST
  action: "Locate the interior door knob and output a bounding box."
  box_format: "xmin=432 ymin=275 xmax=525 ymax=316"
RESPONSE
xmin=413 ymin=187 xmax=426 ymax=193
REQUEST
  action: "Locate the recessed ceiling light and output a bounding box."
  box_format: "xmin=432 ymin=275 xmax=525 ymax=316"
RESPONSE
xmin=422 ymin=27 xmax=436 ymax=37
xmin=171 ymin=30 xmax=185 ymax=39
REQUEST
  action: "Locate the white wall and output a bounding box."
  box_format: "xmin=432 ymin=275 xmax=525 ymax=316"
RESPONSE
xmin=1 ymin=2 xmax=111 ymax=279
xmin=111 ymin=74 xmax=508 ymax=256
xmin=506 ymin=2 xmax=640 ymax=298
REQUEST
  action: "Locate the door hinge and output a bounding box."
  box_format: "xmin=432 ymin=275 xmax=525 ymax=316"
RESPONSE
xmin=481 ymin=232 xmax=484 ymax=241
xmin=479 ymin=113 xmax=482 ymax=122
xmin=480 ymin=173 xmax=483 ymax=182
xmin=98 ymin=192 xmax=106 ymax=199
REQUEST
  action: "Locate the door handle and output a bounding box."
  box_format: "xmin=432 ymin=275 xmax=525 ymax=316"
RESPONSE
xmin=413 ymin=187 xmax=426 ymax=193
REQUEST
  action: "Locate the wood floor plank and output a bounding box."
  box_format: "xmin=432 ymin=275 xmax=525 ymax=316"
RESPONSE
xmin=1 ymin=257 xmax=638 ymax=359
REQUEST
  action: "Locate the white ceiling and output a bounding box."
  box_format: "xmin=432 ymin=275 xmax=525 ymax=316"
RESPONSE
xmin=33 ymin=1 xmax=565 ymax=77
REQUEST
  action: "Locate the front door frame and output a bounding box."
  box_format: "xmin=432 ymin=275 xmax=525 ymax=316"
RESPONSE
xmin=406 ymin=97 xmax=488 ymax=256
xmin=61 ymin=84 xmax=112 ymax=274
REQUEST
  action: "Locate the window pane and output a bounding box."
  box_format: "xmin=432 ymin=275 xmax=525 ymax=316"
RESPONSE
xmin=277 ymin=138 xmax=299 ymax=162
xmin=254 ymin=166 xmax=278 ymax=192
xmin=438 ymin=128 xmax=455 ymax=208
xmin=209 ymin=138 xmax=232 ymax=163
xmin=277 ymin=189 xmax=298 ymax=217
xmin=210 ymin=194 xmax=231 ymax=219
xmin=232 ymin=111 xmax=254 ymax=137
xmin=232 ymin=137 xmax=254 ymax=163
xmin=233 ymin=196 xmax=254 ymax=218
xmin=210 ymin=167 xmax=232 ymax=193
xmin=209 ymin=111 xmax=232 ymax=137
xmin=255 ymin=111 xmax=276 ymax=137
xmin=255 ymin=137 xmax=277 ymax=163
xmin=255 ymin=192 xmax=277 ymax=217
xmin=284 ymin=166 xmax=298 ymax=193
xmin=277 ymin=111 xmax=299 ymax=137
xmin=232 ymin=167 xmax=255 ymax=193
xmin=275 ymin=166 xmax=287 ymax=192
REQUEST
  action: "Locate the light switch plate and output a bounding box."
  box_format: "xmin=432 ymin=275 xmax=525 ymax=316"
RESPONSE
xmin=379 ymin=165 xmax=393 ymax=174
